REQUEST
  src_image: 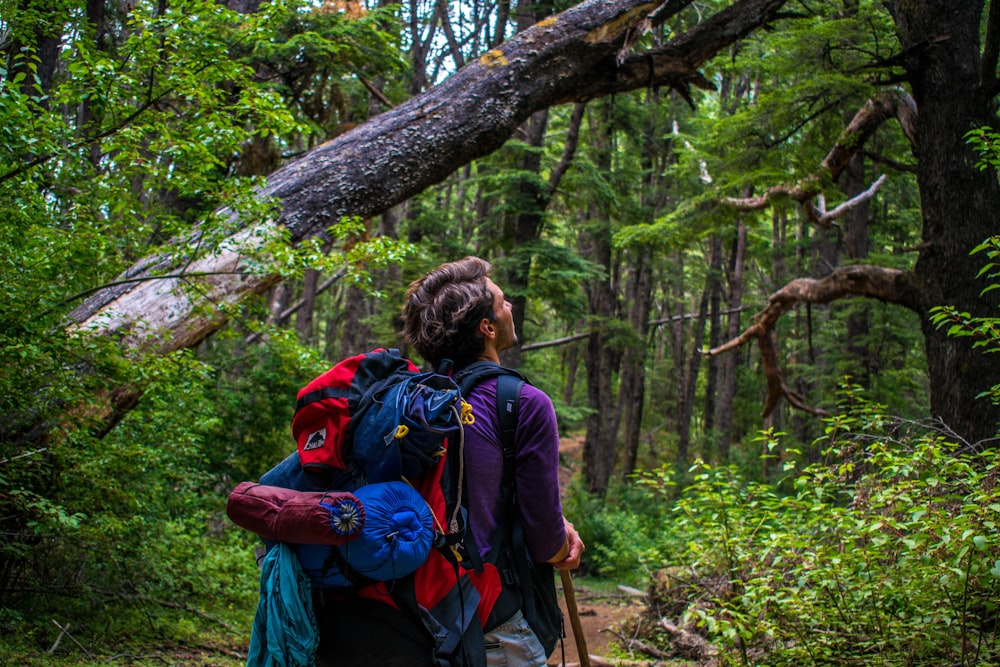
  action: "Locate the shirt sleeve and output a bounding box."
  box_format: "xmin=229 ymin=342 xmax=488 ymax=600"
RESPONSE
xmin=513 ymin=383 xmax=567 ymax=563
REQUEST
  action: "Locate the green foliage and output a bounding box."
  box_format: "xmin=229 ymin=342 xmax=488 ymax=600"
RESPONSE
xmin=584 ymin=389 xmax=1000 ymax=665
xmin=0 ymin=0 xmax=405 ymax=655
xmin=564 ymin=468 xmax=679 ymax=584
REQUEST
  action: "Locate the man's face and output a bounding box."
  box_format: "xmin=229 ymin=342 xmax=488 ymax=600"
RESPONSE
xmin=486 ymin=279 xmax=518 ymax=351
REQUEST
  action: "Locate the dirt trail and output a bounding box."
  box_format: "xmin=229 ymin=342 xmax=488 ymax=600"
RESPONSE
xmin=548 ymin=580 xmax=644 ymax=666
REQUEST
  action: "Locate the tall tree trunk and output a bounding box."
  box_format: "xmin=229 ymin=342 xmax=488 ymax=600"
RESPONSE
xmin=619 ymin=254 xmax=653 ymax=477
xmin=677 ymin=285 xmax=709 ymax=468
xmin=408 ymin=0 xmax=434 ymax=95
xmin=703 ymin=235 xmax=724 ymax=460
xmin=619 ymin=85 xmax=664 ymax=477
xmin=563 ymin=337 xmax=582 ymax=406
xmin=500 ymin=0 xmax=564 ymax=368
xmin=889 ymin=0 xmax=1000 ymax=443
xmin=582 ymin=239 xmax=621 ymax=495
xmin=503 ymin=106 xmax=548 ymax=369
xmin=843 ymin=151 xmax=873 ymax=387
xmin=581 ymin=100 xmax=622 ymax=496
xmin=716 ymin=221 xmax=746 ymax=461
xmin=6 ymin=0 xmax=64 ymax=100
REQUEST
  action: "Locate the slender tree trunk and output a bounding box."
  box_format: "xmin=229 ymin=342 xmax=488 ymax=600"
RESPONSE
xmin=703 ymin=235 xmax=724 ymax=460
xmin=581 ymin=101 xmax=622 ymax=496
xmin=6 ymin=0 xmax=64 ymax=100
xmin=338 ymin=284 xmax=373 ymax=356
xmin=266 ymin=282 xmax=292 ymax=326
xmin=716 ymin=222 xmax=746 ymax=461
xmin=842 ymin=151 xmax=873 ymax=387
xmin=408 ymin=0 xmax=433 ymax=95
xmin=563 ymin=337 xmax=582 ymax=406
xmin=677 ymin=285 xmax=709 ymax=468
xmin=582 ymin=245 xmax=621 ymax=495
xmin=619 ymin=254 xmax=653 ymax=477
xmin=500 ymin=0 xmax=564 ymax=368
xmin=296 ymin=269 xmax=320 ymax=345
xmin=504 ymin=106 xmax=548 ymax=369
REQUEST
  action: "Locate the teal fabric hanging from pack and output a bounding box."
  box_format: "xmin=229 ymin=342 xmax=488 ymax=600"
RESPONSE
xmin=247 ymin=543 xmax=319 ymax=667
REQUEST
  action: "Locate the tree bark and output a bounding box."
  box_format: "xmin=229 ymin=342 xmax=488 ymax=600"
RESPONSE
xmin=843 ymin=151 xmax=874 ymax=388
xmin=619 ymin=253 xmax=653 ymax=478
xmin=676 ymin=285 xmax=709 ymax=468
xmin=715 ymin=221 xmax=745 ymax=461
xmin=703 ymin=235 xmax=724 ymax=457
xmin=888 ymin=0 xmax=1000 ymax=443
xmin=581 ymin=100 xmax=623 ymax=496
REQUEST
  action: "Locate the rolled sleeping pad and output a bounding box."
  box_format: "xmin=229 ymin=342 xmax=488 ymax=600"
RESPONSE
xmin=226 ymin=481 xmax=365 ymax=545
xmin=295 ymin=481 xmax=435 ymax=588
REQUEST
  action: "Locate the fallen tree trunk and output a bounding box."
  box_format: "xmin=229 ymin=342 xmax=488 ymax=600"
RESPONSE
xmin=67 ymin=0 xmax=789 ymax=357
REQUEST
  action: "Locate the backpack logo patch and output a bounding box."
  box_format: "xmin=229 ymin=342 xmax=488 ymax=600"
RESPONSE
xmin=304 ymin=428 xmax=326 ymax=451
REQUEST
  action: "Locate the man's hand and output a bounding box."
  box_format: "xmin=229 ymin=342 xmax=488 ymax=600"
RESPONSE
xmin=551 ymin=517 xmax=585 ymax=571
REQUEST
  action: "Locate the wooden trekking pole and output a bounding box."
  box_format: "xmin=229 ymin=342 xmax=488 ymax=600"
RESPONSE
xmin=560 ymin=569 xmax=590 ymax=667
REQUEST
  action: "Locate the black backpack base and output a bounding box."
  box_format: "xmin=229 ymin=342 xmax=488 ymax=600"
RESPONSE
xmin=313 ymin=595 xmax=435 ymax=667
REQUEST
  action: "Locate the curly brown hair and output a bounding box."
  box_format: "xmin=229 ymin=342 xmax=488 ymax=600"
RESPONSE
xmin=401 ymin=257 xmax=496 ymax=369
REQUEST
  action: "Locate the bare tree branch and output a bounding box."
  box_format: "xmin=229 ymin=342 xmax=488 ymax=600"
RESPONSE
xmin=725 ymin=89 xmax=916 ymax=226
xmin=705 ymin=265 xmax=922 ymax=416
xmin=813 ymin=173 xmax=887 ymax=227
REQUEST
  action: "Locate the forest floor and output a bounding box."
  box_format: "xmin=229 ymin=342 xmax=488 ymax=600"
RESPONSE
xmin=549 ymin=578 xmax=649 ymax=666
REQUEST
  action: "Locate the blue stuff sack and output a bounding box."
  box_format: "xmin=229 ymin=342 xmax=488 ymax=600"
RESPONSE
xmin=294 ymin=481 xmax=434 ymax=588
xmin=351 ymin=372 xmax=464 ymax=484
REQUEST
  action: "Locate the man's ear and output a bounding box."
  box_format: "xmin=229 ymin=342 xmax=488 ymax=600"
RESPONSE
xmin=478 ymin=317 xmax=494 ymax=338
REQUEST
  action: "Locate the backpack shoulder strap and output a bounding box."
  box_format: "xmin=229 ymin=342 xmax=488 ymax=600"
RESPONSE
xmin=454 ymin=361 xmax=527 ymax=397
xmin=497 ymin=374 xmax=525 ymax=456
xmin=485 ymin=372 xmax=524 ymax=565
xmin=494 ymin=372 xmax=524 ymax=500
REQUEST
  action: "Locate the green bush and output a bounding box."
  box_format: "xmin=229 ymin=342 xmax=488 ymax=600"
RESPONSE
xmin=565 ymin=466 xmax=682 ymax=584
xmin=659 ymin=392 xmax=1000 ymax=666
xmin=571 ymin=387 xmax=1000 ymax=666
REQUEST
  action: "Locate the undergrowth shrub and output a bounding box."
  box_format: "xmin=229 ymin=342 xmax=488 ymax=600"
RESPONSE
xmin=565 ymin=469 xmax=680 ymax=584
xmin=1 ymin=330 xmax=315 ymax=658
xmin=575 ymin=387 xmax=1000 ymax=666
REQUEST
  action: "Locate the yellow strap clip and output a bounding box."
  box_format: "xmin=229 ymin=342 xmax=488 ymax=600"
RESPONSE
xmin=394 ymin=424 xmax=409 ymax=439
xmin=461 ymin=400 xmax=475 ymax=425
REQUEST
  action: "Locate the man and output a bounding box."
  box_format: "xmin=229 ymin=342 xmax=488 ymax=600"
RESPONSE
xmin=401 ymin=256 xmax=585 ymax=665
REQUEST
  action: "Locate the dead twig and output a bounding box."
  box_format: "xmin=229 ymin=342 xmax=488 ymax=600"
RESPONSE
xmin=49 ymin=620 xmax=93 ymax=659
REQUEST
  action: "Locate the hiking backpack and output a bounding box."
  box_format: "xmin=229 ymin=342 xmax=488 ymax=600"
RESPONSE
xmin=250 ymin=349 xmax=502 ymax=666
xmin=239 ymin=349 xmax=560 ymax=665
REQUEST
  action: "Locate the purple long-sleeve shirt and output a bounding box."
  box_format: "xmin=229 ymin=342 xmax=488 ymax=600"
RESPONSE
xmin=462 ymin=375 xmax=566 ymax=563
